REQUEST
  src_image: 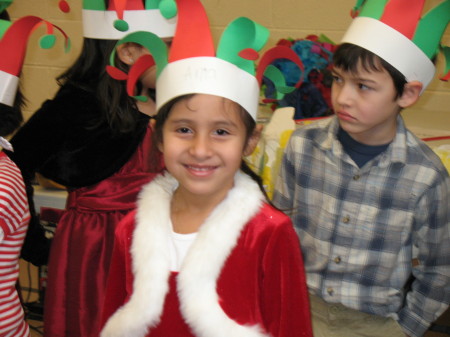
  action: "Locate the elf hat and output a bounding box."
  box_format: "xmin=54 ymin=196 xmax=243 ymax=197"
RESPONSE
xmin=73 ymin=0 xmax=177 ymax=40
xmin=341 ymin=0 xmax=450 ymax=93
xmin=108 ymin=0 xmax=304 ymax=120
xmin=0 ymin=16 xmax=70 ymax=106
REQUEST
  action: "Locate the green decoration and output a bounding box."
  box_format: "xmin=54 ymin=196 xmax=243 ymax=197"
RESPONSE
xmin=413 ymin=0 xmax=450 ymax=59
xmin=39 ymin=34 xmax=56 ymax=49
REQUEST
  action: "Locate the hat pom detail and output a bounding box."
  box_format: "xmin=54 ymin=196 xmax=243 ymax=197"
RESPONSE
xmin=159 ymin=0 xmax=177 ymax=19
xmin=113 ymin=18 xmax=129 ymax=32
xmin=59 ymin=0 xmax=71 ymax=13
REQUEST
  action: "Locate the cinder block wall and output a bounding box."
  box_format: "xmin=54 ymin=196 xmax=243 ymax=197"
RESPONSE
xmin=8 ymin=0 xmax=450 ymax=122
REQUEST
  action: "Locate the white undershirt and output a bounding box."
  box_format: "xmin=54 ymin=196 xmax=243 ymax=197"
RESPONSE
xmin=168 ymin=220 xmax=197 ymax=271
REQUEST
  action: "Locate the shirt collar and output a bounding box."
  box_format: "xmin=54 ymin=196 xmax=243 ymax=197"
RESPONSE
xmin=318 ymin=115 xmax=409 ymax=166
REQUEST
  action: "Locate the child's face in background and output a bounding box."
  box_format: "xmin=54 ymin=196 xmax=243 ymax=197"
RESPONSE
xmin=331 ymin=61 xmax=402 ymax=145
xmin=158 ymin=94 xmax=250 ymax=203
xmin=139 ymin=38 xmax=172 ymax=90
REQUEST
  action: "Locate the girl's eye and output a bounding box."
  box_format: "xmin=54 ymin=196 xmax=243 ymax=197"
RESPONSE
xmin=214 ymin=129 xmax=229 ymax=136
xmin=176 ymin=127 xmax=192 ymax=134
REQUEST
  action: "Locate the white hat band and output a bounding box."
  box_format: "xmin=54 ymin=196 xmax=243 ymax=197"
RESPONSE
xmin=0 ymin=70 xmax=19 ymax=106
xmin=341 ymin=17 xmax=436 ymax=93
xmin=82 ymin=9 xmax=177 ymax=40
xmin=156 ymin=57 xmax=260 ymax=120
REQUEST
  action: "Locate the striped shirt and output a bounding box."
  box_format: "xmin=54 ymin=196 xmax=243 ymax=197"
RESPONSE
xmin=273 ymin=116 xmax=450 ymax=337
xmin=0 ymin=152 xmax=30 ymax=337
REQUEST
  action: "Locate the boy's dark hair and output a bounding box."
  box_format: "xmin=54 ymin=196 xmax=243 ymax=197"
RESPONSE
xmin=333 ymin=43 xmax=407 ymax=98
xmin=153 ymin=94 xmax=275 ymax=206
xmin=0 ymin=89 xmax=25 ymax=137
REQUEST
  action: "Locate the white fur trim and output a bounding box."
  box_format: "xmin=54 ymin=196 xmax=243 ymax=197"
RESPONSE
xmin=82 ymin=9 xmax=177 ymax=40
xmin=101 ymin=171 xmax=268 ymax=337
xmin=100 ymin=174 xmax=175 ymax=337
xmin=156 ymin=57 xmax=260 ymax=120
xmin=341 ymin=17 xmax=435 ymax=93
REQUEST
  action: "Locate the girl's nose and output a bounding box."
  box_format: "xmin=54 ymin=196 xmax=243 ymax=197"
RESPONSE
xmin=189 ymin=134 xmax=212 ymax=159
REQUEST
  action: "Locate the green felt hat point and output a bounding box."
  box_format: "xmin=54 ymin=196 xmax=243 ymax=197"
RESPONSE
xmin=65 ymin=38 xmax=72 ymax=53
xmin=113 ymin=19 xmax=129 ymax=32
xmin=277 ymin=86 xmax=296 ymax=94
xmin=40 ymin=34 xmax=56 ymax=49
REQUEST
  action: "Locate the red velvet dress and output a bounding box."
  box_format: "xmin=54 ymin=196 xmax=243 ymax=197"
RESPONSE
xmin=100 ymin=172 xmax=313 ymax=337
xmin=44 ymin=125 xmax=161 ymax=337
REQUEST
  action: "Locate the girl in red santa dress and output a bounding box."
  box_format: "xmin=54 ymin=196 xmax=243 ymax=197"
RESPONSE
xmin=100 ymin=0 xmax=313 ymax=336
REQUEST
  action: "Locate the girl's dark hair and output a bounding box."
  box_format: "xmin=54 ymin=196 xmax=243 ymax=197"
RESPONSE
xmin=333 ymin=43 xmax=407 ymax=98
xmin=57 ymin=38 xmax=145 ymax=134
xmin=0 ymin=88 xmax=25 ymax=137
xmin=153 ymin=94 xmax=275 ymax=206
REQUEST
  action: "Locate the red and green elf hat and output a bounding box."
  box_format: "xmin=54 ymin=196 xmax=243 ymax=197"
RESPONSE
xmin=108 ymin=0 xmax=304 ymax=120
xmin=71 ymin=0 xmax=177 ymax=40
xmin=342 ymin=0 xmax=450 ymax=92
xmin=0 ymin=15 xmax=70 ymax=106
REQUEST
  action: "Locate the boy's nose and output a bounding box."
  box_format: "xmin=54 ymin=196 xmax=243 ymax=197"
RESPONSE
xmin=335 ymin=84 xmax=353 ymax=106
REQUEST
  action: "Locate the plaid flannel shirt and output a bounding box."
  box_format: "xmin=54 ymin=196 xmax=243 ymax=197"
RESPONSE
xmin=273 ymin=116 xmax=450 ymax=337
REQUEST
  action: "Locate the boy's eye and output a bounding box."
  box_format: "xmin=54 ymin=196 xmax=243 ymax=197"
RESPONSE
xmin=332 ymin=75 xmax=342 ymax=83
xmin=358 ymin=83 xmax=371 ymax=90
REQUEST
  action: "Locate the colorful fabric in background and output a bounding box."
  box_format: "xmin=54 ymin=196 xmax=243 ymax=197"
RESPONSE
xmin=263 ymin=34 xmax=336 ymax=120
xmin=246 ymin=107 xmax=325 ymax=199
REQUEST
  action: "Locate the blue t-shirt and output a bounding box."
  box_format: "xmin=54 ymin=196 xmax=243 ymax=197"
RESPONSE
xmin=337 ymin=127 xmax=390 ymax=167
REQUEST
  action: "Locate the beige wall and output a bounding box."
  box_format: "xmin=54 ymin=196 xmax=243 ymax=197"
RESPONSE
xmin=8 ymin=0 xmax=450 ymax=127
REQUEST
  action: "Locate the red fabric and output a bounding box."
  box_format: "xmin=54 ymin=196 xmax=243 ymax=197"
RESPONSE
xmin=43 ymin=126 xmax=162 ymax=337
xmin=101 ymin=204 xmax=313 ymax=337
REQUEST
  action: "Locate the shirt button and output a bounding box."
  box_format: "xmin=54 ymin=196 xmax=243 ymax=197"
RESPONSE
xmin=342 ymin=216 xmax=350 ymax=224
xmin=353 ymin=174 xmax=360 ymax=181
xmin=327 ymin=287 xmax=334 ymax=296
xmin=334 ymin=256 xmax=341 ymax=264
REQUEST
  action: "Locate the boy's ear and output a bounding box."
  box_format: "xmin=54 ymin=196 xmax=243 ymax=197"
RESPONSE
xmin=243 ymin=124 xmax=263 ymax=156
xmin=117 ymin=42 xmax=142 ymax=66
xmin=397 ymin=81 xmax=422 ymax=108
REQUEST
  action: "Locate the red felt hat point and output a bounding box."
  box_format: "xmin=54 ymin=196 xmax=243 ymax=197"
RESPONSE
xmin=106 ymin=65 xmax=128 ymax=80
xmin=440 ymin=71 xmax=450 ymax=82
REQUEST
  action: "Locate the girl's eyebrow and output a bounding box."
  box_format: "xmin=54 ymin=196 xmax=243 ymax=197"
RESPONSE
xmin=168 ymin=118 xmax=238 ymax=129
xmin=168 ymin=118 xmax=192 ymax=124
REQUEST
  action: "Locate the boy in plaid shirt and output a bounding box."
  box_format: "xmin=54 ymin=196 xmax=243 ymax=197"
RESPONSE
xmin=274 ymin=1 xmax=449 ymax=336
